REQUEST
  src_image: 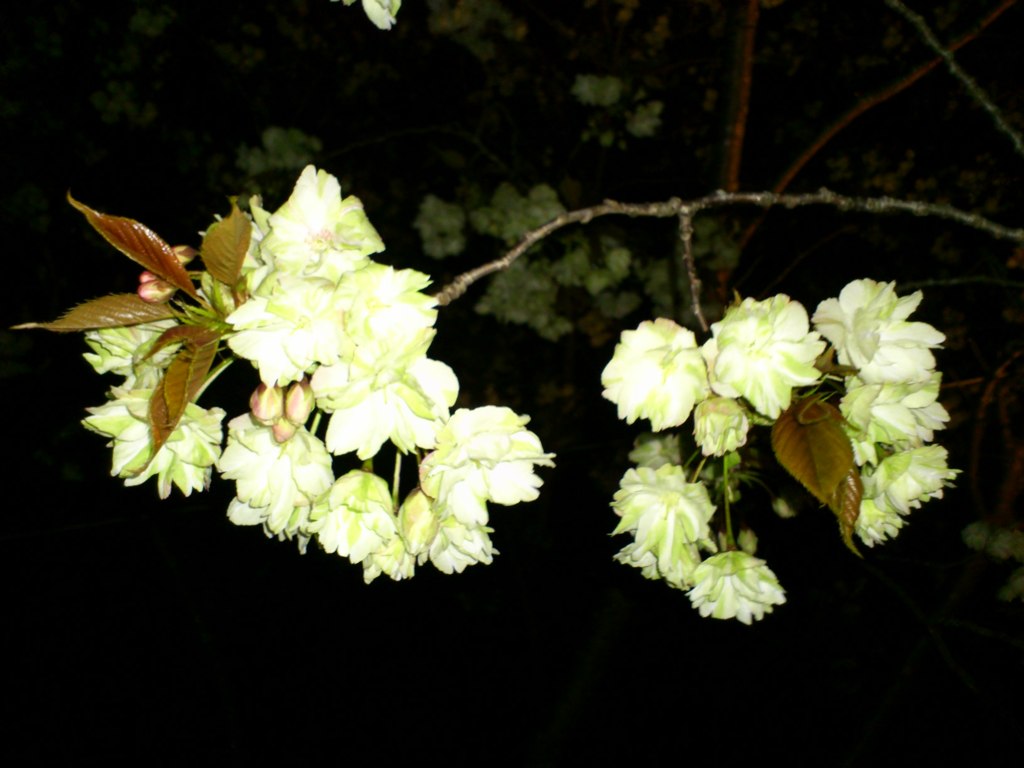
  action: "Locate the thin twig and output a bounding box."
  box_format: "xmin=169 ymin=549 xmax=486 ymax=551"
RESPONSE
xmin=434 ymin=188 xmax=1024 ymax=306
xmin=884 ymin=0 xmax=1024 ymax=160
xmin=772 ymin=0 xmax=1016 ymax=199
xmin=737 ymin=0 xmax=1016 ymax=258
xmin=677 ymin=210 xmax=709 ymax=332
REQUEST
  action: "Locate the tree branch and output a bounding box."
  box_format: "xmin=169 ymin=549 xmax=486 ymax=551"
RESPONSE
xmin=884 ymin=0 xmax=1024 ymax=160
xmin=718 ymin=0 xmax=760 ymax=192
xmin=434 ymin=188 xmax=1024 ymax=307
xmin=770 ymin=0 xmax=1016 ymax=198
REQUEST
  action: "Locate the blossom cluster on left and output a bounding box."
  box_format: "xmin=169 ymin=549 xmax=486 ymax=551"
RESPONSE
xmin=18 ymin=165 xmax=553 ymax=583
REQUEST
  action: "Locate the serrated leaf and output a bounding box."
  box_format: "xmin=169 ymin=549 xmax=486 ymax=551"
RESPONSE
xmin=67 ymin=193 xmax=200 ymax=301
xmin=829 ymin=467 xmax=863 ymax=558
xmin=147 ymin=329 xmax=220 ymax=463
xmin=200 ymin=200 xmax=251 ymax=286
xmin=771 ymin=396 xmax=854 ymax=507
xmin=12 ymin=293 xmax=176 ymax=331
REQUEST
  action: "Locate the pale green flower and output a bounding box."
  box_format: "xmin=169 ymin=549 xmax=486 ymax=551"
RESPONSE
xmin=812 ymin=278 xmax=945 ymax=384
xmin=338 ymin=0 xmax=402 ymax=30
xmin=218 ymin=413 xmax=334 ymax=537
xmin=83 ymin=387 xmax=224 ymax=499
xmin=337 ymin=262 xmax=438 ymax=353
xmin=420 ymin=406 xmax=555 ymax=520
xmin=687 ymin=551 xmax=786 ymax=624
xmin=627 ymin=432 xmax=683 ymax=469
xmin=703 ymin=295 xmax=824 ymax=419
xmin=83 ymin=320 xmax=180 ymax=389
xmin=855 ymin=446 xmax=956 ymax=547
xmin=872 ymin=445 xmax=957 ymax=516
xmin=226 ymin=273 xmax=351 ymax=386
xmin=855 ymin=494 xmax=905 ymax=547
xmin=398 ymin=488 xmax=440 ymax=557
xmin=601 ymin=318 xmax=710 ymax=431
xmin=611 ymin=465 xmax=716 ymax=587
xmin=614 ymin=540 xmax=702 ymax=591
xmin=693 ymin=396 xmax=750 ymax=457
xmin=313 ymin=340 xmax=459 ymax=459
xmin=425 ymin=514 xmax=497 ymax=574
xmin=259 ymin=165 xmax=383 ymax=282
xmin=840 ymin=373 xmax=949 ymax=461
xmin=362 ymin=535 xmax=415 ymax=583
xmin=308 ymin=470 xmax=398 ymax=562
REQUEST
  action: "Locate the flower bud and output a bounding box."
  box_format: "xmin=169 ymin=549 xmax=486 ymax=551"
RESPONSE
xmin=284 ymin=378 xmax=315 ymax=426
xmin=398 ymin=489 xmax=440 ymax=557
xmin=172 ymin=244 xmax=197 ymax=266
xmin=137 ymin=272 xmax=176 ymax=303
xmin=272 ymin=419 xmax=298 ymax=444
xmin=250 ymin=383 xmax=284 ymax=424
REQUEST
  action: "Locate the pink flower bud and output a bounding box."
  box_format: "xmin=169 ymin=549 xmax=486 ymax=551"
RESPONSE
xmin=137 ymin=275 xmax=176 ymax=303
xmin=272 ymin=419 xmax=298 ymax=444
xmin=284 ymin=378 xmax=315 ymax=426
xmin=250 ymin=383 xmax=284 ymax=424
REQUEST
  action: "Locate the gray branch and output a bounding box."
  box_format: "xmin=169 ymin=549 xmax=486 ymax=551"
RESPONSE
xmin=434 ymin=188 xmax=1024 ymax=308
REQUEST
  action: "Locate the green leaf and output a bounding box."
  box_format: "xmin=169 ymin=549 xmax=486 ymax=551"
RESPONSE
xmin=146 ymin=328 xmax=220 ymax=463
xmin=771 ymin=395 xmax=855 ymax=508
xmin=200 ymin=199 xmax=251 ymax=287
xmin=67 ymin=193 xmax=200 ymax=301
xmin=12 ymin=293 xmax=176 ymax=331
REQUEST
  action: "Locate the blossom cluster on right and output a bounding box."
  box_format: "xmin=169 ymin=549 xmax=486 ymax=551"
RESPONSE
xmin=601 ymin=279 xmax=958 ymax=624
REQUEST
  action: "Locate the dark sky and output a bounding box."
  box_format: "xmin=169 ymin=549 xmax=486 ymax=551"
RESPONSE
xmin=3 ymin=2 xmax=1023 ymax=765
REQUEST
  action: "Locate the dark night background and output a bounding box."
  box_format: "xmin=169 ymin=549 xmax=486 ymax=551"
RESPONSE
xmin=3 ymin=1 xmax=1023 ymax=765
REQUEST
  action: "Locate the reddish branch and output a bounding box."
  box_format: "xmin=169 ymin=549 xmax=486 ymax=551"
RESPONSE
xmin=719 ymin=0 xmax=760 ymax=193
xmin=772 ymin=0 xmax=1017 ymax=197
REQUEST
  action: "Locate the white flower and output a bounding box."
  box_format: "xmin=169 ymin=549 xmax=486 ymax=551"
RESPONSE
xmin=259 ymin=165 xmax=384 ymax=282
xmin=687 ymin=551 xmax=786 ymax=624
xmin=627 ymin=432 xmax=683 ymax=470
xmin=614 ymin=540 xmax=703 ymax=591
xmin=83 ymin=320 xmax=180 ymax=389
xmin=83 ymin=387 xmax=224 ymax=499
xmin=226 ymin=274 xmax=351 ymax=386
xmin=872 ymin=444 xmax=958 ymax=516
xmin=703 ymin=295 xmax=824 ymax=419
xmin=840 ymin=373 xmax=949 ymax=461
xmin=337 ymin=262 xmax=438 ymax=353
xmin=308 ymin=470 xmax=398 ymax=562
xmin=812 ymin=279 xmax=945 ymax=384
xmin=601 ymin=318 xmax=710 ymax=431
xmin=218 ymin=414 xmax=334 ymax=537
xmin=693 ymin=396 xmax=750 ymax=457
xmin=425 ymin=515 xmax=497 ymax=574
xmin=855 ymin=494 xmax=905 ymax=547
xmin=362 ymin=535 xmax=415 ymax=583
xmin=611 ymin=464 xmax=716 ymax=588
xmin=421 ymin=406 xmax=555 ymax=520
xmin=313 ymin=339 xmax=459 ymax=459
xmin=339 ymin=0 xmax=402 ymax=31
xmin=855 ymin=446 xmax=957 ymax=547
